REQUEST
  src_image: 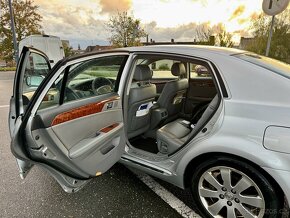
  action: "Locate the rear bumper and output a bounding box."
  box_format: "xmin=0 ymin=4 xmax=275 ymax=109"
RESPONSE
xmin=263 ymin=167 xmax=290 ymax=207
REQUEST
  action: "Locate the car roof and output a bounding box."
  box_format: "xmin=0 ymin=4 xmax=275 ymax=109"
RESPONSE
xmin=123 ymin=45 xmax=245 ymax=56
xmin=64 ymin=45 xmax=245 ymax=63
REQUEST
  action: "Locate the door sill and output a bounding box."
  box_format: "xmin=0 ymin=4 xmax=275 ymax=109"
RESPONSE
xmin=121 ymin=146 xmax=174 ymax=176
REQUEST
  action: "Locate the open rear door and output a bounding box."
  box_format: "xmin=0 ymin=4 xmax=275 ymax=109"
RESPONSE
xmin=9 ymin=49 xmax=129 ymax=192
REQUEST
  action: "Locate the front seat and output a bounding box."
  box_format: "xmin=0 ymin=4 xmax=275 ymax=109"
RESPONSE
xmin=157 ymin=63 xmax=188 ymax=122
xmin=156 ymin=95 xmax=219 ymax=154
xmin=127 ymin=65 xmax=156 ymax=139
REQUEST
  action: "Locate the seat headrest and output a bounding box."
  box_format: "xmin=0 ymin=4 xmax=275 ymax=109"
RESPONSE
xmin=171 ymin=63 xmax=186 ymax=77
xmin=133 ymin=65 xmax=152 ymax=81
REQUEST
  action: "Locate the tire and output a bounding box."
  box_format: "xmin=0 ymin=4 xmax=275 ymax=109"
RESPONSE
xmin=190 ymin=156 xmax=283 ymax=218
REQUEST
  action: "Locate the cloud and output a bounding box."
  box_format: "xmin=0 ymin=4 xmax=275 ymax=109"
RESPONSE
xmin=99 ymin=0 xmax=132 ymax=14
xmin=144 ymin=21 xmax=227 ymax=42
xmin=31 ymin=0 xmax=256 ymax=48
xmin=237 ymin=18 xmax=248 ymax=25
xmin=144 ymin=21 xmax=200 ymax=42
xmin=229 ymin=5 xmax=245 ymax=21
xmin=143 ymin=20 xmax=252 ymax=45
xmin=34 ymin=0 xmax=109 ymax=44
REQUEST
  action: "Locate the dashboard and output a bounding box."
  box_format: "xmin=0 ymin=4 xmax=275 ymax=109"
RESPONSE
xmin=69 ymin=78 xmax=116 ymax=99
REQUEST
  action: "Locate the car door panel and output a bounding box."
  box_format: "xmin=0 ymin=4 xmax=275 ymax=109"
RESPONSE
xmin=10 ymin=50 xmax=130 ymax=191
xmin=51 ymin=106 xmax=122 ymax=150
xmin=188 ymin=78 xmax=216 ymax=99
xmin=184 ymin=78 xmax=217 ymax=114
xmin=26 ymin=91 xmax=125 ymax=178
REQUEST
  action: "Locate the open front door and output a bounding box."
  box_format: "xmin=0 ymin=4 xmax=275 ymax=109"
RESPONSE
xmin=9 ymin=46 xmax=51 ymax=180
xmin=9 ymin=50 xmax=129 ymax=192
xmin=9 ymin=46 xmax=51 ymax=135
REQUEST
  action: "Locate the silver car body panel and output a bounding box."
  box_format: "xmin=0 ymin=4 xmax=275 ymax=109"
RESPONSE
xmin=119 ymin=45 xmax=290 ymax=204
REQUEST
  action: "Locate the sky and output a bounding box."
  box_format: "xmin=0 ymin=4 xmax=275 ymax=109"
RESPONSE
xmin=33 ymin=0 xmax=265 ymax=48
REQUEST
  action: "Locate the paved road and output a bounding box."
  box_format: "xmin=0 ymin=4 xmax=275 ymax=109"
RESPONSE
xmin=0 ymin=71 xmax=197 ymax=218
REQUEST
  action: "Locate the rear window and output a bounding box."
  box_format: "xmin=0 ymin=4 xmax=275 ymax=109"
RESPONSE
xmin=234 ymin=53 xmax=290 ymax=78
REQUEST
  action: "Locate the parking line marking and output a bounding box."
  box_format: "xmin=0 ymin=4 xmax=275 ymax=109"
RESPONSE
xmin=0 ymin=105 xmax=9 ymax=108
xmin=130 ymin=169 xmax=201 ymax=218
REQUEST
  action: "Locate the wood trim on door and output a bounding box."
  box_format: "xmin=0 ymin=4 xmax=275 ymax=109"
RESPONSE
xmin=51 ymin=97 xmax=119 ymax=126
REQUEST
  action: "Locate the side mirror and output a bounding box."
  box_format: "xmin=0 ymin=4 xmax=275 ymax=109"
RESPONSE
xmin=26 ymin=75 xmax=44 ymax=87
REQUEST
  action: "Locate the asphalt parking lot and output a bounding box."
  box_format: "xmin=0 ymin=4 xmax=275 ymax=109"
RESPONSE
xmin=0 ymin=71 xmax=199 ymax=218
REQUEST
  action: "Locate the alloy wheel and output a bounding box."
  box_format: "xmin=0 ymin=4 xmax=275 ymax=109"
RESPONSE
xmin=198 ymin=166 xmax=265 ymax=218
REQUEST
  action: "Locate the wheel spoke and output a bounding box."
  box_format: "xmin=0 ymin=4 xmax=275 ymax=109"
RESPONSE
xmin=208 ymin=200 xmax=224 ymax=216
xmin=198 ymin=166 xmax=265 ymax=218
xmin=199 ymin=187 xmax=220 ymax=198
xmin=233 ymin=176 xmax=252 ymax=193
xmin=235 ymin=204 xmax=256 ymax=218
xmin=220 ymin=168 xmax=232 ymax=189
xmin=227 ymin=206 xmax=236 ymax=218
xmin=239 ymin=195 xmax=264 ymax=208
xmin=203 ymin=172 xmax=223 ymax=190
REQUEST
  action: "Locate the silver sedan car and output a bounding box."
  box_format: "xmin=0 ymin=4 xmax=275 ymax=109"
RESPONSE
xmin=9 ymin=45 xmax=290 ymax=218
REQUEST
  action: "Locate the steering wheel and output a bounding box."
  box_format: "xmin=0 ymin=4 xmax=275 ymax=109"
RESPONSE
xmin=64 ymin=87 xmax=79 ymax=101
xmin=91 ymin=77 xmax=113 ymax=95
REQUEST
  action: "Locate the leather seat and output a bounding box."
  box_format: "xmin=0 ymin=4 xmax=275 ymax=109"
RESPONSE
xmin=157 ymin=95 xmax=219 ymax=154
xmin=127 ymin=65 xmax=156 ymax=139
xmin=157 ymin=63 xmax=189 ymax=122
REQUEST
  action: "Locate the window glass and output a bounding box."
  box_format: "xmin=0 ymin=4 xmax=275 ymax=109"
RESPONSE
xmin=38 ymin=72 xmax=64 ymax=110
xmin=190 ymin=63 xmax=212 ymax=79
xmin=64 ymin=55 xmax=125 ymax=103
xmin=22 ymin=52 xmax=50 ymax=102
xmin=149 ymin=59 xmax=179 ymax=79
xmin=38 ymin=55 xmax=126 ymax=110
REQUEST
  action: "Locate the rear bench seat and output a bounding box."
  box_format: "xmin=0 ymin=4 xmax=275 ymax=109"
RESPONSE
xmin=156 ymin=95 xmax=219 ymax=154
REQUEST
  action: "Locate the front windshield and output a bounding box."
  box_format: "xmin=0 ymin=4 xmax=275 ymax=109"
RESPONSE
xmin=234 ymin=53 xmax=290 ymax=78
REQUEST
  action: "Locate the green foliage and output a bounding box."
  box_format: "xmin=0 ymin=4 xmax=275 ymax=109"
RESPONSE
xmin=215 ymin=24 xmax=234 ymax=48
xmin=246 ymin=9 xmax=290 ymax=63
xmin=195 ymin=23 xmax=233 ymax=47
xmin=158 ymin=64 xmax=170 ymax=70
xmin=0 ymin=0 xmax=42 ymax=61
xmin=106 ymin=11 xmax=147 ymax=47
xmin=62 ymin=42 xmax=75 ymax=57
xmin=0 ymin=67 xmax=16 ymax=71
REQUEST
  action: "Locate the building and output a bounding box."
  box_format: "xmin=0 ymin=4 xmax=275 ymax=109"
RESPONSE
xmin=142 ymin=36 xmax=216 ymax=46
xmin=239 ymin=37 xmax=255 ymax=50
xmin=85 ymin=45 xmax=113 ymax=52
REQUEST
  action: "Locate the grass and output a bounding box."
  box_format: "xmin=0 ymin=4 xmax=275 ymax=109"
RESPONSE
xmin=0 ymin=67 xmax=16 ymax=71
xmin=84 ymin=70 xmax=118 ymax=78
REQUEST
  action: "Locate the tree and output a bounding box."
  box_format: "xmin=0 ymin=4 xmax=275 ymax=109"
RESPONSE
xmin=195 ymin=22 xmax=213 ymax=43
xmin=106 ymin=11 xmax=147 ymax=47
xmin=246 ymin=9 xmax=290 ymax=63
xmin=215 ymin=24 xmax=234 ymax=48
xmin=62 ymin=42 xmax=75 ymax=57
xmin=194 ymin=23 xmax=233 ymax=47
xmin=0 ymin=0 xmax=42 ymax=61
